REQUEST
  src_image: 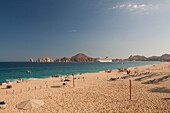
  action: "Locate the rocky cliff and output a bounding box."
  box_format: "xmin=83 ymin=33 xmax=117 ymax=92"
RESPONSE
xmin=54 ymin=57 xmax=70 ymax=62
xmin=36 ymin=57 xmax=53 ymax=62
xmin=29 ymin=58 xmax=34 ymax=62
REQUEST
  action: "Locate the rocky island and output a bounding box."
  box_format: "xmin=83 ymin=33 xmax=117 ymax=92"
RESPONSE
xmin=36 ymin=57 xmax=53 ymax=62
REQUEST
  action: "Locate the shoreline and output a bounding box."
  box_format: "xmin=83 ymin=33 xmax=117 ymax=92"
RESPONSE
xmin=1 ymin=61 xmax=163 ymax=84
xmin=1 ymin=61 xmax=165 ymax=86
xmin=0 ymin=62 xmax=170 ymax=112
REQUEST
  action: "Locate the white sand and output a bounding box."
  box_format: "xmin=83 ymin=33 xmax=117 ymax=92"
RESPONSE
xmin=0 ymin=62 xmax=170 ymax=113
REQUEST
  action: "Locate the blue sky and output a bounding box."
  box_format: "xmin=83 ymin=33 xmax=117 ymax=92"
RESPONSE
xmin=0 ymin=0 xmax=170 ymax=61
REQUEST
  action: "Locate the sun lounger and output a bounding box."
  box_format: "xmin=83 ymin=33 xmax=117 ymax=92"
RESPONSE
xmin=121 ymin=75 xmax=135 ymax=79
xmin=136 ymin=72 xmax=151 ymax=77
xmin=108 ymin=77 xmax=119 ymax=81
xmin=0 ymin=101 xmax=6 ymax=109
xmin=142 ymin=75 xmax=170 ymax=84
xmin=155 ymin=75 xmax=170 ymax=83
xmin=135 ymin=74 xmax=155 ymax=81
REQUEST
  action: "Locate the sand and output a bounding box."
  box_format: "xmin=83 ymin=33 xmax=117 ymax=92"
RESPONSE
xmin=0 ymin=62 xmax=170 ymax=113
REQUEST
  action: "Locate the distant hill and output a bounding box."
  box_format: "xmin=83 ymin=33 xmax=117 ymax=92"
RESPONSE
xmin=127 ymin=54 xmax=170 ymax=61
xmin=128 ymin=55 xmax=147 ymax=61
xmin=70 ymin=53 xmax=96 ymax=62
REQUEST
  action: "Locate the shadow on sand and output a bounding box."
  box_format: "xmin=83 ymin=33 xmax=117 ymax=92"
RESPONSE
xmin=149 ymin=87 xmax=170 ymax=93
xmin=51 ymin=86 xmax=62 ymax=88
xmin=162 ymin=98 xmax=170 ymax=100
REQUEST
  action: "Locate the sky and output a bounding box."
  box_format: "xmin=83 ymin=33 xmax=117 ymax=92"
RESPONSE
xmin=0 ymin=0 xmax=170 ymax=61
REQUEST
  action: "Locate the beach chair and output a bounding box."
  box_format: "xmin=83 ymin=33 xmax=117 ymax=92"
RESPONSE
xmin=0 ymin=101 xmax=6 ymax=109
xmin=155 ymin=75 xmax=170 ymax=83
xmin=108 ymin=77 xmax=119 ymax=81
xmin=135 ymin=74 xmax=155 ymax=81
xmin=121 ymin=75 xmax=134 ymax=79
xmin=142 ymin=75 xmax=170 ymax=84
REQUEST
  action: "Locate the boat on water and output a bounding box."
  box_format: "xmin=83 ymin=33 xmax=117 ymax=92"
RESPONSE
xmin=96 ymin=57 xmax=112 ymax=62
xmin=26 ymin=70 xmax=31 ymax=73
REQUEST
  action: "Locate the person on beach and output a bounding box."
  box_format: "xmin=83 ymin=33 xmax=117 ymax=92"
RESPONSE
xmin=127 ymin=70 xmax=131 ymax=75
xmin=6 ymin=79 xmax=10 ymax=84
xmin=64 ymin=77 xmax=70 ymax=81
xmin=60 ymin=76 xmax=64 ymax=82
xmin=72 ymin=74 xmax=75 ymax=79
xmin=6 ymin=80 xmax=12 ymax=88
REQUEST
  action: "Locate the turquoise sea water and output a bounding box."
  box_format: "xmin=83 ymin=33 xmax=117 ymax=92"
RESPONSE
xmin=0 ymin=62 xmax=162 ymax=83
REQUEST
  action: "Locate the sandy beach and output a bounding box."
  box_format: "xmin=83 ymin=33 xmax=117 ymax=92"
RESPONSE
xmin=0 ymin=62 xmax=170 ymax=113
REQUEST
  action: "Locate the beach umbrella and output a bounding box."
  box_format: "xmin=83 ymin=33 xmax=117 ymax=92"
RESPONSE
xmin=16 ymin=99 xmax=44 ymax=110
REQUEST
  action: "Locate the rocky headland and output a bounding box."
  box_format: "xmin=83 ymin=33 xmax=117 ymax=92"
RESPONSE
xmin=113 ymin=53 xmax=170 ymax=62
xmin=30 ymin=53 xmax=96 ymax=62
xmin=29 ymin=53 xmax=170 ymax=62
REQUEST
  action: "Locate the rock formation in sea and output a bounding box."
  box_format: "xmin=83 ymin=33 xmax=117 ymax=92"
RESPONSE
xmin=54 ymin=58 xmax=61 ymax=62
xmin=61 ymin=57 xmax=70 ymax=62
xmin=36 ymin=57 xmax=53 ymax=62
xmin=29 ymin=58 xmax=34 ymax=62
xmin=54 ymin=57 xmax=70 ymax=62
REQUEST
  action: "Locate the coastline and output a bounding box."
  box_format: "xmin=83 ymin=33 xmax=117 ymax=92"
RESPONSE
xmin=0 ymin=61 xmax=162 ymax=84
xmin=19 ymin=61 xmax=166 ymax=83
xmin=0 ymin=62 xmax=169 ymax=113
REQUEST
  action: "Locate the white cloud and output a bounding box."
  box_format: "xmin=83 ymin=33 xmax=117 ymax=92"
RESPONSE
xmin=110 ymin=3 xmax=159 ymax=13
xmin=68 ymin=30 xmax=77 ymax=32
xmin=119 ymin=4 xmax=126 ymax=8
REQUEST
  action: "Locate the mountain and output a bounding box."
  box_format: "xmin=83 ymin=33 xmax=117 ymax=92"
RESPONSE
xmin=128 ymin=55 xmax=147 ymax=61
xmin=160 ymin=54 xmax=170 ymax=61
xmin=70 ymin=53 xmax=96 ymax=62
xmin=127 ymin=54 xmax=170 ymax=61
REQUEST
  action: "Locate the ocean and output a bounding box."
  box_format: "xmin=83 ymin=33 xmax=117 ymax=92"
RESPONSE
xmin=0 ymin=61 xmax=162 ymax=83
